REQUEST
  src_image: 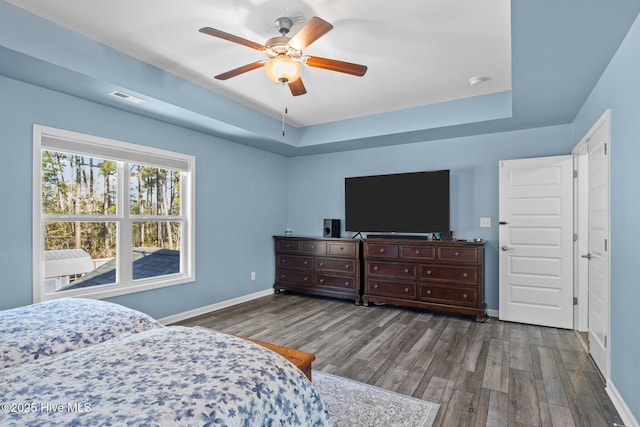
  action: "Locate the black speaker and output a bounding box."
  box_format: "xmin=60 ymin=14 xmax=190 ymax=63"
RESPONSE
xmin=323 ymin=219 xmax=341 ymax=238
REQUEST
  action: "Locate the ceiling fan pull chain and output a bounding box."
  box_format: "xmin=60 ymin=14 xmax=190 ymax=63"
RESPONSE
xmin=282 ymin=107 xmax=288 ymax=136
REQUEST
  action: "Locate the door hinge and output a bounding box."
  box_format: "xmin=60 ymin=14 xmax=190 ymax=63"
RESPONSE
xmin=604 ymin=335 xmax=608 ymax=348
xmin=573 ymin=233 xmax=578 ymax=242
xmin=604 ymin=143 xmax=607 ymax=155
xmin=573 ymin=169 xmax=578 ymax=179
xmin=605 ymin=239 xmax=608 ymax=251
xmin=573 ymin=297 xmax=578 ymax=305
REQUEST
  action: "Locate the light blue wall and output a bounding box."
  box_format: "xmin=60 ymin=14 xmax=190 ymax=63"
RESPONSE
xmin=0 ymin=75 xmax=288 ymax=317
xmin=286 ymin=124 xmax=574 ymax=311
xmin=572 ymin=13 xmax=640 ymax=420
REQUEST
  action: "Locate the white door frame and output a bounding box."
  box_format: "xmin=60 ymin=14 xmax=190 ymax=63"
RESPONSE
xmin=572 ymin=109 xmax=611 ymax=381
xmin=573 ymin=142 xmax=589 ymax=331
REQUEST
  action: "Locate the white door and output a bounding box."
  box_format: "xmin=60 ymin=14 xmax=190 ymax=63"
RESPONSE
xmin=499 ymin=156 xmax=574 ymax=328
xmin=585 ymin=117 xmax=610 ymax=379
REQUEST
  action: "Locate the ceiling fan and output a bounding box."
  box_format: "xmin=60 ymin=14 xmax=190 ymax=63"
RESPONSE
xmin=199 ymin=16 xmax=368 ymax=96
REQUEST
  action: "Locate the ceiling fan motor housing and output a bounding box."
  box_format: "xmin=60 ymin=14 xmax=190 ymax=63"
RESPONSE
xmin=265 ymin=36 xmax=301 ymax=59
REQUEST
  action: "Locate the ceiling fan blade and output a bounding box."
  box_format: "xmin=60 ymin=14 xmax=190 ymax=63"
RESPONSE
xmin=199 ymin=27 xmax=265 ymax=51
xmin=288 ymin=78 xmax=307 ymax=96
xmin=214 ymin=61 xmax=265 ymax=80
xmin=289 ymin=17 xmax=333 ymax=50
xmin=304 ymin=56 xmax=368 ymax=77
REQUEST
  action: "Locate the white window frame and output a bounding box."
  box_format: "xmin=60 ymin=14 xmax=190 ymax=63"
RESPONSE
xmin=32 ymin=125 xmax=195 ymax=302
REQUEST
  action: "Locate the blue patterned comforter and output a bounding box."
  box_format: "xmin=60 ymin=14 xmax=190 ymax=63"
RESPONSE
xmin=0 ymin=326 xmax=332 ymax=426
xmin=0 ymin=298 xmax=161 ymax=368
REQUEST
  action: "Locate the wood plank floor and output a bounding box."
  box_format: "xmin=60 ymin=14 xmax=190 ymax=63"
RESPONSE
xmin=174 ymin=294 xmax=622 ymax=427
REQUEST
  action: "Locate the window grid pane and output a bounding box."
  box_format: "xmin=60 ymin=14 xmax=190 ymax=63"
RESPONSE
xmin=44 ymin=221 xmax=117 ymax=294
xmin=42 ymin=150 xmax=117 ymax=215
xmin=132 ymin=221 xmax=182 ymax=281
xmin=129 ymin=165 xmax=182 ymax=216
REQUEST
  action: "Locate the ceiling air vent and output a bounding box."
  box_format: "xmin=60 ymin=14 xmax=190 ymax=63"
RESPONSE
xmin=108 ymin=91 xmax=145 ymax=104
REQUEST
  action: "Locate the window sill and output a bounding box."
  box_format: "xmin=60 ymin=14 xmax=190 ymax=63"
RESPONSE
xmin=36 ymin=274 xmax=195 ymax=303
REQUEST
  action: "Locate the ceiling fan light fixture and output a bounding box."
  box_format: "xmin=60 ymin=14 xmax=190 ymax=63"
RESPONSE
xmin=265 ymin=54 xmax=301 ymax=84
xmin=200 ymin=16 xmax=366 ymax=95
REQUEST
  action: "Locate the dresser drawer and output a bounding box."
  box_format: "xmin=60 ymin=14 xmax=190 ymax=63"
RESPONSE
xmin=277 ymin=255 xmax=313 ymax=270
xmin=316 ymin=274 xmax=356 ymax=291
xmin=301 ymin=241 xmax=326 ymax=255
xmin=316 ymin=257 xmax=356 ymax=274
xmin=364 ymin=243 xmax=399 ymax=259
xmin=366 ymin=261 xmax=415 ymax=279
xmin=437 ymin=246 xmax=479 ymax=264
xmin=276 ymin=269 xmax=312 ymax=286
xmin=276 ymin=239 xmax=301 ymax=253
xmin=327 ymin=241 xmax=357 ymax=257
xmin=419 ymin=264 xmax=478 ymax=285
xmin=366 ymin=279 xmax=416 ymax=299
xmin=419 ymin=283 xmax=477 ymax=306
xmin=400 ymin=245 xmax=436 ymax=261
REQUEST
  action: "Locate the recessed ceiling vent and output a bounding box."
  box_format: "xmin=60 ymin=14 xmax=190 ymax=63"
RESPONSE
xmin=108 ymin=90 xmax=145 ymax=104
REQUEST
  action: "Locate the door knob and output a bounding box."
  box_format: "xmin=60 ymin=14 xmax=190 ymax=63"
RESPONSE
xmin=501 ymin=245 xmax=509 ymax=251
xmin=581 ymin=253 xmax=592 ymax=259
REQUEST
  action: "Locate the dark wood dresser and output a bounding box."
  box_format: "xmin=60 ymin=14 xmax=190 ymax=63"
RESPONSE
xmin=362 ymin=238 xmax=485 ymax=321
xmin=273 ymin=236 xmax=362 ymax=305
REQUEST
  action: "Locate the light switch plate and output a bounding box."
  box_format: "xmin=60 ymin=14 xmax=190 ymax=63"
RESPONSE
xmin=480 ymin=217 xmax=491 ymax=228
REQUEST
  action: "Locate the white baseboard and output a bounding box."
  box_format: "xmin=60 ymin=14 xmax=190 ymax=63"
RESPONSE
xmin=607 ymin=381 xmax=639 ymax=427
xmin=157 ymin=288 xmax=273 ymax=325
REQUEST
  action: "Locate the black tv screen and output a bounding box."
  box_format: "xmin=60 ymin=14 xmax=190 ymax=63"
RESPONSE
xmin=345 ymin=170 xmax=450 ymax=233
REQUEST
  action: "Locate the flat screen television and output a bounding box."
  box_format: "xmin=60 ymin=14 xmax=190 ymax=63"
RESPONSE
xmin=345 ymin=170 xmax=450 ymax=234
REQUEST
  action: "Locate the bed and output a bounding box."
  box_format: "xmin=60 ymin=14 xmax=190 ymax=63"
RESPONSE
xmin=0 ymin=298 xmax=162 ymax=369
xmin=0 ymin=299 xmax=331 ymax=426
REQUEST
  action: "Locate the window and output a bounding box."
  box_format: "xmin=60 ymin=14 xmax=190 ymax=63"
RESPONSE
xmin=33 ymin=125 xmax=195 ymax=302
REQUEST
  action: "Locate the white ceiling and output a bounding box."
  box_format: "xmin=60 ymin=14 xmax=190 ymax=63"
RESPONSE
xmin=7 ymin=0 xmax=511 ymax=128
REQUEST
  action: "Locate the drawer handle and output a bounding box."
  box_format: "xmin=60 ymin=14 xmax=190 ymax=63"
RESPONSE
xmin=304 ymin=277 xmax=309 ymax=282
xmin=462 ymin=273 xmax=468 ymax=278
xmin=304 ymin=260 xmax=309 ymax=265
xmin=463 ymin=293 xmax=468 ymax=299
xmin=345 ymin=264 xmax=351 ymax=269
xmin=454 ymin=251 xmax=460 ymax=256
xmin=344 ymin=281 xmax=350 ymax=287
xmin=404 ymin=288 xmax=409 ymax=293
xmin=286 ymin=244 xmax=291 ymax=248
xmin=379 ymin=248 xmax=385 ymax=253
xmin=404 ymin=268 xmax=410 ymax=274
xmin=319 ymin=262 xmax=324 ymax=267
xmin=312 ymin=245 xmax=316 ymax=249
xmin=281 ymin=274 xmax=286 ymax=279
xmin=373 ymin=266 xmax=379 ymax=271
xmin=340 ymin=247 xmax=344 ymax=251
xmin=426 ymin=270 xmax=432 ymax=275
xmin=373 ymin=284 xmax=379 ymax=289
xmin=415 ymin=249 xmax=420 ymax=254
xmin=319 ymin=278 xmax=324 ymax=284
xmin=426 ymin=289 xmax=432 ymax=295
xmin=282 ymin=259 xmax=287 ymax=263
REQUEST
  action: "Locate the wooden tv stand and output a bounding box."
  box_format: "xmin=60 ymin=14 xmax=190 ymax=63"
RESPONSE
xmin=362 ymin=238 xmax=485 ymax=321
